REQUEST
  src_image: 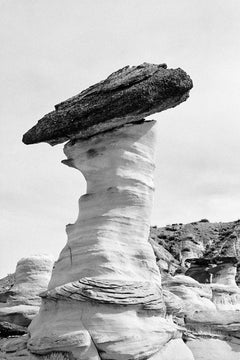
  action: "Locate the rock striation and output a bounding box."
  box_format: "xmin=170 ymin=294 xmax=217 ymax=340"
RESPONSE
xmin=0 ymin=255 xmax=54 ymax=360
xmin=0 ymin=274 xmax=15 ymax=304
xmin=0 ymin=255 xmax=54 ymax=330
xmin=150 ymin=220 xmax=240 ymax=360
xmin=2 ymin=218 xmax=240 ymax=360
xmin=21 ymin=63 xmax=193 ymax=360
xmin=22 ymin=63 xmax=192 ymax=145
xmin=150 ymin=220 xmax=240 ymax=282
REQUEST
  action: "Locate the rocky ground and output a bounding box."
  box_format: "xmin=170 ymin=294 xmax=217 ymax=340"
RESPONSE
xmin=150 ymin=218 xmax=240 ymax=282
xmin=150 ymin=219 xmax=240 ymax=359
xmin=1 ymin=219 xmax=240 ymax=359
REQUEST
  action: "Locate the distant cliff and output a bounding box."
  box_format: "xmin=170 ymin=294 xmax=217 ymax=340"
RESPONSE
xmin=150 ymin=219 xmax=240 ymax=360
xmin=150 ymin=219 xmax=240 ymax=283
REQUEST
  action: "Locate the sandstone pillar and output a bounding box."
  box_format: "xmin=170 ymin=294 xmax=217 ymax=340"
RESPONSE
xmin=28 ymin=121 xmax=179 ymax=360
xmin=22 ymin=63 xmax=193 ymax=360
xmin=0 ymin=255 xmax=54 ymax=329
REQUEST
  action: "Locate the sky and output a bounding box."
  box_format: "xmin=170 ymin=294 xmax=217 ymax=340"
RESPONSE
xmin=1 ymin=0 xmax=240 ymax=277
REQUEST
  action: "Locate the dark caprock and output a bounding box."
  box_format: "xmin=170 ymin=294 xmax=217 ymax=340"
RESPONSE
xmin=22 ymin=63 xmax=193 ymax=146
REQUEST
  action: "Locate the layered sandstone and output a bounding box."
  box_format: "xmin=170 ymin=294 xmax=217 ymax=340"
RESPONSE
xmin=160 ymin=269 xmax=240 ymax=360
xmin=0 ymin=255 xmax=54 ymax=329
xmin=0 ymin=274 xmax=15 ymax=304
xmin=2 ymin=220 xmax=239 ymax=360
xmin=21 ymin=63 xmax=193 ymax=360
xmin=150 ymin=220 xmax=240 ymax=281
xmin=150 ymin=220 xmax=240 ymax=360
xmin=28 ymin=121 xmax=184 ymax=360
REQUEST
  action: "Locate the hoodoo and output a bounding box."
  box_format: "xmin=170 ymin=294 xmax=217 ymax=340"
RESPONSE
xmin=22 ymin=63 xmax=193 ymax=360
xmin=0 ymin=255 xmax=54 ymax=331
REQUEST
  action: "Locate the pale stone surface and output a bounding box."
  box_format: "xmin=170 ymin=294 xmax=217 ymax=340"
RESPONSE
xmin=150 ymin=221 xmax=240 ymax=358
xmin=0 ymin=335 xmax=29 ymax=360
xmin=161 ymin=272 xmax=240 ymax=359
xmin=186 ymin=309 xmax=240 ymax=333
xmin=21 ymin=62 xmax=193 ymax=359
xmin=162 ymin=275 xmax=215 ymax=316
xmin=0 ymin=334 xmax=28 ymax=353
xmin=187 ymin=338 xmax=240 ymax=360
xmin=163 ymin=289 xmax=184 ymax=317
xmin=210 ymin=261 xmax=237 ymax=286
xmin=0 ymin=274 xmax=15 ymax=303
xmin=211 ymin=283 xmax=240 ymax=311
xmin=0 ymin=304 xmax=39 ymax=327
xmin=49 ymin=121 xmax=161 ymax=290
xmin=0 ymin=256 xmax=53 ymax=359
xmin=0 ymin=255 xmax=53 ymax=327
xmin=149 ymin=239 xmax=179 ymax=274
xmin=26 ymin=121 xmax=193 ymax=360
xmin=8 ymin=255 xmax=54 ymax=306
xmin=150 ymin=339 xmax=194 ymax=360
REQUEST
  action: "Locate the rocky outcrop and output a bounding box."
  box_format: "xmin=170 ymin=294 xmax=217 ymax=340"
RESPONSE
xmin=150 ymin=220 xmax=240 ymax=282
xmin=21 ymin=63 xmax=193 ymax=360
xmin=0 ymin=274 xmax=15 ymax=303
xmin=0 ymin=255 xmax=54 ymax=329
xmin=1 ymin=221 xmax=240 ymax=360
xmin=150 ymin=220 xmax=240 ymax=360
xmin=22 ymin=62 xmax=192 ymax=145
xmin=0 ymin=321 xmax=27 ymax=337
xmin=0 ymin=335 xmax=29 ymax=360
xmin=160 ymin=272 xmax=240 ymax=360
xmin=27 ymin=121 xmax=183 ymax=360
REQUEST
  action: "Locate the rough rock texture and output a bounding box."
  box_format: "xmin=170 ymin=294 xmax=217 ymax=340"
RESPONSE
xmin=27 ymin=121 xmax=192 ymax=360
xmin=22 ymin=63 xmax=192 ymax=145
xmin=150 ymin=220 xmax=240 ymax=360
xmin=0 ymin=335 xmax=29 ymax=360
xmin=20 ymin=62 xmax=193 ymax=360
xmin=19 ymin=62 xmax=193 ymax=359
xmin=150 ymin=219 xmax=240 ymax=282
xmin=0 ymin=321 xmax=27 ymax=337
xmin=0 ymin=274 xmax=15 ymax=303
xmin=2 ymin=217 xmax=240 ymax=360
xmin=0 ymin=255 xmax=54 ymax=328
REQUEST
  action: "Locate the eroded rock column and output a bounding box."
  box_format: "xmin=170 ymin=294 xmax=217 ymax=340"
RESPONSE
xmin=0 ymin=255 xmax=54 ymax=329
xmin=22 ymin=62 xmax=193 ymax=360
xmin=28 ymin=121 xmax=181 ymax=360
xmin=50 ymin=121 xmax=159 ymax=287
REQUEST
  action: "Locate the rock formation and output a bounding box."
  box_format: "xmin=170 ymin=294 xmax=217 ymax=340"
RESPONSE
xmin=22 ymin=63 xmax=192 ymax=146
xmin=21 ymin=63 xmax=193 ymax=360
xmin=0 ymin=255 xmax=54 ymax=330
xmin=0 ymin=274 xmax=15 ymax=304
xmin=0 ymin=255 xmax=54 ymax=359
xmin=1 ymin=218 xmax=240 ymax=360
xmin=150 ymin=220 xmax=240 ymax=282
xmin=150 ymin=220 xmax=240 ymax=360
